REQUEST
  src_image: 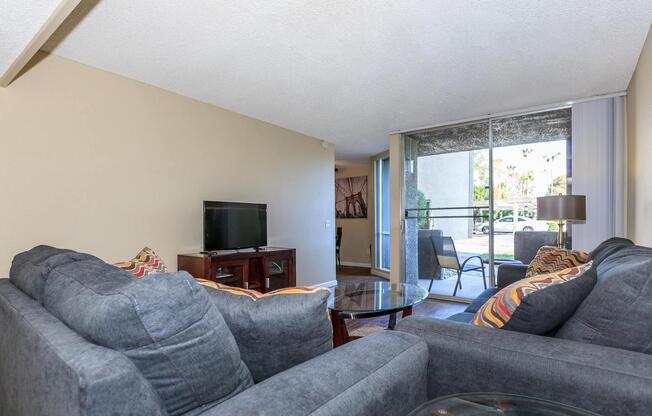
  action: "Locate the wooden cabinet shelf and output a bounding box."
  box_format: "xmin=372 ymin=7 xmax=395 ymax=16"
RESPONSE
xmin=178 ymin=247 xmax=296 ymax=292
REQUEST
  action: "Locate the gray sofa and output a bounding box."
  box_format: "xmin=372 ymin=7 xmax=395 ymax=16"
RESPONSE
xmin=398 ymin=237 xmax=652 ymax=416
xmin=0 ymin=247 xmax=428 ymax=416
xmin=3 ymin=239 xmax=652 ymax=416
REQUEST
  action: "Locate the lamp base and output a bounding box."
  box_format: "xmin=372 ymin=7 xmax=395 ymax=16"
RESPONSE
xmin=557 ymin=221 xmax=565 ymax=249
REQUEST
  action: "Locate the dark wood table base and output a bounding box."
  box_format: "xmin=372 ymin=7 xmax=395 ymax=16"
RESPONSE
xmin=330 ymin=306 xmax=413 ymax=347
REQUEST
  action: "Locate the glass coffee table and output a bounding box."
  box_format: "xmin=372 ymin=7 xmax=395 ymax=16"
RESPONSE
xmin=328 ymin=281 xmax=428 ymax=347
xmin=408 ymin=393 xmax=601 ymax=416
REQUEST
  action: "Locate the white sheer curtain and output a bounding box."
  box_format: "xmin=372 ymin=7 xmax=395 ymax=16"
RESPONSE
xmin=571 ymin=96 xmax=626 ymax=252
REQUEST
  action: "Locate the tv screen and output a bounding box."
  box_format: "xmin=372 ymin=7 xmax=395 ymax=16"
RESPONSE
xmin=203 ymin=201 xmax=267 ymax=250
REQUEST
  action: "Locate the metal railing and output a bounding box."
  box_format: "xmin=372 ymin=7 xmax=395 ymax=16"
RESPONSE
xmin=405 ymin=206 xmax=489 ymax=220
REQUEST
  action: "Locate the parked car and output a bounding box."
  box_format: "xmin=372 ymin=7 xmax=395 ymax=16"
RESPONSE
xmin=476 ymin=216 xmax=548 ymax=234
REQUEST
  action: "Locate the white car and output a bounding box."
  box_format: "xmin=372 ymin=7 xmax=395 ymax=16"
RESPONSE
xmin=477 ymin=216 xmax=549 ymax=234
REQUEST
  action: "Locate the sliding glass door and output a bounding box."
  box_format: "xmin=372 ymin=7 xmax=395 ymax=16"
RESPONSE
xmin=402 ymin=108 xmax=571 ymax=300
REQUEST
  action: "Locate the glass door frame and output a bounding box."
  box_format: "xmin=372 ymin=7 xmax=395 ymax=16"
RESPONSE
xmin=396 ymin=106 xmax=572 ymax=301
xmin=373 ymin=151 xmax=390 ymax=273
xmin=401 ymin=120 xmax=495 ymax=301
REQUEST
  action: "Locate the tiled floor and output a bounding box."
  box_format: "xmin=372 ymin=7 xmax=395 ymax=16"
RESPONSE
xmin=419 ymin=269 xmax=489 ymax=300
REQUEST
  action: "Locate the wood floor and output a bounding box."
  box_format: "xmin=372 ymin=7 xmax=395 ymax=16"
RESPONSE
xmin=335 ymin=266 xmax=466 ymax=333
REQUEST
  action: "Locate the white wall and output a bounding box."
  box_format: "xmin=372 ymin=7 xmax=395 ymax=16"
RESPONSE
xmin=0 ymin=52 xmax=336 ymax=286
xmin=627 ymin=25 xmax=652 ymax=246
xmin=418 ymin=152 xmax=472 ymax=240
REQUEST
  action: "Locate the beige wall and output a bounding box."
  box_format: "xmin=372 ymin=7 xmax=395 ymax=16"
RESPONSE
xmin=335 ymin=162 xmax=373 ymax=266
xmin=0 ymin=52 xmax=336 ymax=286
xmin=627 ymin=25 xmax=652 ymax=246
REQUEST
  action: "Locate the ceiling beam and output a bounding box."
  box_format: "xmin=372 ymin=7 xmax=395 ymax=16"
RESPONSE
xmin=0 ymin=0 xmax=81 ymax=88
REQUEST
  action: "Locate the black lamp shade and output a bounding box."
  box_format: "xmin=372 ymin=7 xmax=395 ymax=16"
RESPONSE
xmin=537 ymin=195 xmax=586 ymax=221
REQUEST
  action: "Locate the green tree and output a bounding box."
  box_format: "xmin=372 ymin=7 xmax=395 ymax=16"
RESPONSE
xmin=548 ymin=175 xmax=566 ymax=195
xmin=543 ymin=152 xmax=560 ymax=163
xmin=472 ymin=151 xmax=489 ymax=203
xmin=517 ymin=170 xmax=535 ymax=197
xmin=474 ymin=185 xmax=489 ymax=202
xmin=543 ymin=151 xmax=564 ymax=196
xmin=417 ymin=190 xmax=429 ymax=229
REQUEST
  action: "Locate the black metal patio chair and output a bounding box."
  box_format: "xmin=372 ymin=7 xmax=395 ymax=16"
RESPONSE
xmin=429 ymin=235 xmax=487 ymax=296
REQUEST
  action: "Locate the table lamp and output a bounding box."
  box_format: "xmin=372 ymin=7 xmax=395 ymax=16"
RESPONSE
xmin=536 ymin=195 xmax=586 ymax=248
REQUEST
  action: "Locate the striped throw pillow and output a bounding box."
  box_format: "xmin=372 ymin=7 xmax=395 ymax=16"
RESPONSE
xmin=114 ymin=247 xmax=168 ymax=277
xmin=196 ymin=278 xmax=325 ymax=300
xmin=526 ymin=246 xmax=588 ymax=278
xmin=473 ymin=261 xmax=594 ymax=333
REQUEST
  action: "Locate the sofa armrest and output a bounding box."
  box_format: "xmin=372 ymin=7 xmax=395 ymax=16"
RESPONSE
xmin=397 ymin=316 xmax=652 ymax=416
xmin=0 ymin=280 xmax=165 ymax=416
xmin=496 ymin=262 xmax=528 ymax=288
xmin=202 ymin=331 xmax=428 ymax=416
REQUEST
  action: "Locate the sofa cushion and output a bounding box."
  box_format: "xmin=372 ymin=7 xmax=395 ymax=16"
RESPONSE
xmin=587 ymin=237 xmax=635 ymax=266
xmin=114 ymin=246 xmax=168 ymax=277
xmin=526 ymin=246 xmax=588 ymax=278
xmin=447 ymin=312 xmax=476 ymax=323
xmin=464 ymin=287 xmax=499 ymax=314
xmin=556 ymin=245 xmax=652 ymax=353
xmin=28 ymin=248 xmax=253 ymax=416
xmin=472 ymin=262 xmax=595 ymax=334
xmin=199 ymin=280 xmax=332 ymax=382
xmin=201 ymin=331 xmax=428 ymax=416
xmin=9 ymin=245 xmax=95 ymax=303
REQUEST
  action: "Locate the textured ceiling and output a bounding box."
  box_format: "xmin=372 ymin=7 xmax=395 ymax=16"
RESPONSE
xmin=0 ymin=0 xmax=62 ymax=75
xmin=41 ymin=1 xmax=652 ymax=160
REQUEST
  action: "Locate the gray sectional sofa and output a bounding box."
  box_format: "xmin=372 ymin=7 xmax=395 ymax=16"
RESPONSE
xmin=0 ymin=246 xmax=427 ymax=416
xmin=398 ymin=237 xmax=652 ymax=416
xmin=2 ymin=238 xmax=652 ymax=416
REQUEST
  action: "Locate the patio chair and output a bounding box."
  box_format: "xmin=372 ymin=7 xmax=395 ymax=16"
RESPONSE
xmin=513 ymin=231 xmax=558 ymax=263
xmin=429 ymin=235 xmax=487 ymax=296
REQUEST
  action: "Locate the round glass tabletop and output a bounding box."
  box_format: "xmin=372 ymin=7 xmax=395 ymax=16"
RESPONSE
xmin=408 ymin=393 xmax=600 ymax=416
xmin=328 ymin=281 xmax=428 ymax=319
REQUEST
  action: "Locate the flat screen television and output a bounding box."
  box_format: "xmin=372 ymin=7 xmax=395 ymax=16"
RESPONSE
xmin=203 ymin=201 xmax=267 ymax=251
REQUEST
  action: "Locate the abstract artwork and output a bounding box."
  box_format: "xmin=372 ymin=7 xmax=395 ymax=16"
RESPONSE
xmin=336 ymin=176 xmax=368 ymax=218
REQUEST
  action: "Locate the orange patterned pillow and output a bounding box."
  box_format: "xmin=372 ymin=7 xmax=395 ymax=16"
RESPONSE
xmin=526 ymin=246 xmax=588 ymax=277
xmin=473 ymin=261 xmax=594 ymax=334
xmin=114 ymin=247 xmax=168 ymax=277
xmin=195 ymin=278 xmax=326 ymax=300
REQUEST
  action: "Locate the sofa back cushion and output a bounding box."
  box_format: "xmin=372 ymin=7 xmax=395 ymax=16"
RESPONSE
xmin=556 ymin=244 xmax=652 ymax=354
xmin=587 ymin=237 xmax=635 ymax=266
xmin=10 ymin=245 xmax=96 ymax=303
xmin=14 ymin=247 xmax=253 ymax=416
xmin=199 ymin=280 xmax=333 ymax=382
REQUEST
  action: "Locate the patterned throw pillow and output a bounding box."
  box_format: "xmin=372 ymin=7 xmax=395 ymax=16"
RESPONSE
xmin=473 ymin=261 xmax=595 ymax=334
xmin=114 ymin=247 xmax=167 ymax=277
xmin=196 ymin=279 xmax=324 ymax=299
xmin=526 ymin=246 xmax=589 ymax=277
xmin=197 ymin=279 xmax=332 ymax=382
